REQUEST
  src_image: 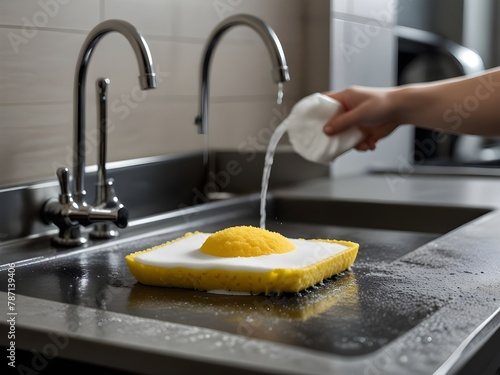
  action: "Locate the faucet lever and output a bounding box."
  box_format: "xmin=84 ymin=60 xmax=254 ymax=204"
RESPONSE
xmin=89 ymin=77 xmax=126 ymax=239
xmin=88 ymin=202 xmax=128 ymax=229
xmin=42 ymin=168 xmax=129 ymax=247
xmin=56 ymin=167 xmax=72 ymax=204
xmin=42 ymin=167 xmax=87 ymax=247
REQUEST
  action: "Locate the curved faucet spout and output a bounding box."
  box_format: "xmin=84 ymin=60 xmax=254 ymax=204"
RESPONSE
xmin=194 ymin=14 xmax=290 ymax=134
xmin=73 ymin=19 xmax=157 ymax=203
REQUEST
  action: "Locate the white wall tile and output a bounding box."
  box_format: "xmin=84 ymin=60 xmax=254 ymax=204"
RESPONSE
xmin=207 ymin=98 xmax=295 ymax=150
xmin=0 ymin=0 xmax=312 ymax=187
xmin=104 ymin=0 xmax=303 ymax=42
xmin=103 ymin=96 xmax=205 ymax=163
xmin=0 ymin=28 xmax=84 ymax=104
xmin=104 ymin=0 xmax=218 ymax=39
xmin=0 ymin=0 xmax=100 ymax=31
xmin=303 ymin=0 xmax=331 ymax=94
xmin=0 ymin=103 xmax=72 ymax=186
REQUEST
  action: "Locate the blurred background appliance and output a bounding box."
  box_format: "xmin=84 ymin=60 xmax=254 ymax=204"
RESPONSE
xmin=397 ymin=0 xmax=500 ymax=167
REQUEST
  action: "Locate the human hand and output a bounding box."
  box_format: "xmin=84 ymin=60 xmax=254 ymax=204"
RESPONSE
xmin=322 ymin=86 xmax=401 ymax=151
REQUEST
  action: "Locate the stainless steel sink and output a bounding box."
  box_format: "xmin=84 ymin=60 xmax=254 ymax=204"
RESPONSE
xmin=268 ymin=195 xmax=490 ymax=234
xmin=1 ymin=189 xmax=498 ymax=374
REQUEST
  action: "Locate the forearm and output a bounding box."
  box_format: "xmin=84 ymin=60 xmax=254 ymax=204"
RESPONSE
xmin=392 ymin=67 xmax=500 ymax=137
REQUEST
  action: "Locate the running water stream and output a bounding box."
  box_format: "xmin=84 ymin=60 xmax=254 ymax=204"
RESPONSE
xmin=259 ymin=84 xmax=288 ymax=229
xmin=259 ymin=120 xmax=289 ymax=229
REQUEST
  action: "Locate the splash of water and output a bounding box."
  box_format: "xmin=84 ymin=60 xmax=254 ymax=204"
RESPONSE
xmin=260 ymin=120 xmax=289 ymax=229
xmin=277 ymin=82 xmax=284 ymax=105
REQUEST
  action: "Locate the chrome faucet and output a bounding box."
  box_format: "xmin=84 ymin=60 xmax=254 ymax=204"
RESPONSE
xmin=194 ymin=14 xmax=290 ymax=135
xmin=43 ymin=19 xmax=157 ymax=247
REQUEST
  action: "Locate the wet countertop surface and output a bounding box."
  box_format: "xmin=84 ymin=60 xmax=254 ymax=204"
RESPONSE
xmin=1 ymin=171 xmax=500 ymax=374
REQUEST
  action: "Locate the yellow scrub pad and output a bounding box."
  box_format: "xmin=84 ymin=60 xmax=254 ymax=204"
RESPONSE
xmin=125 ymin=226 xmax=359 ymax=295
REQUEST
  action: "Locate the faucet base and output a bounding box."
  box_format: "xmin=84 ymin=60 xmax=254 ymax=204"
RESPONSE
xmin=51 ymin=228 xmax=87 ymax=248
xmin=90 ymin=224 xmax=119 ymax=239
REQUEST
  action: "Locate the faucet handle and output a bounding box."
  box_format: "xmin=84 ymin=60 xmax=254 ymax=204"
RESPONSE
xmin=42 ymin=167 xmax=87 ymax=247
xmin=101 ymin=178 xmax=128 ymax=229
xmin=44 ymin=169 xmax=128 ymax=246
xmin=88 ymin=205 xmax=128 ymax=229
xmin=114 ymin=206 xmax=129 ymax=229
xmin=56 ymin=167 xmax=73 ymax=204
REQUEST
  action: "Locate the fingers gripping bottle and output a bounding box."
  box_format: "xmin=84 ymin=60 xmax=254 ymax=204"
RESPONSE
xmin=285 ymin=93 xmax=363 ymax=164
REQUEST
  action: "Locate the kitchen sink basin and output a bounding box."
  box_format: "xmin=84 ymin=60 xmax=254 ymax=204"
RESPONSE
xmin=0 ymin=191 xmax=495 ymax=373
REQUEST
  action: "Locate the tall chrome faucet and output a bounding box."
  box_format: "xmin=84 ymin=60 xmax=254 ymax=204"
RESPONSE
xmin=43 ymin=20 xmax=157 ymax=247
xmin=194 ymin=14 xmax=290 ymax=135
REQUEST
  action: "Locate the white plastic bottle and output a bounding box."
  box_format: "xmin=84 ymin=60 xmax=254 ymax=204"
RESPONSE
xmin=285 ymin=93 xmax=363 ymax=164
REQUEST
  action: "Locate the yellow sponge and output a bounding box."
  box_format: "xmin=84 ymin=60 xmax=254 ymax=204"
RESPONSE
xmin=200 ymin=226 xmax=296 ymax=257
xmin=125 ymin=226 xmax=359 ymax=295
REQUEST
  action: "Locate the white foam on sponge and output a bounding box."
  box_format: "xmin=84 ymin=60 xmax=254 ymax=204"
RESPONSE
xmin=134 ymin=232 xmax=350 ymax=272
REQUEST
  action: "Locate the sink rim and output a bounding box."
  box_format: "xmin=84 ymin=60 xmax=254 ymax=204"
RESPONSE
xmin=0 ymin=191 xmax=493 ymax=267
xmin=1 ymin=191 xmax=500 ymax=374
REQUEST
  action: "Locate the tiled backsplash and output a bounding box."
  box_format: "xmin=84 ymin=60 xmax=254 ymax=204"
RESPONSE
xmin=0 ymin=0 xmax=330 ymax=187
